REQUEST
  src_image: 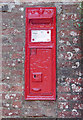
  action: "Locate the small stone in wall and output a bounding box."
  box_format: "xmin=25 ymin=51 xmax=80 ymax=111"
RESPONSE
xmin=72 ymin=109 xmax=79 ymax=116
xmin=76 ymin=71 xmax=82 ymax=76
xmin=14 ymin=105 xmax=18 ymax=108
xmin=73 ymin=38 xmax=78 ymax=44
xmin=60 ymin=31 xmax=65 ymax=37
xmin=66 ymin=41 xmax=71 ymax=46
xmin=6 ymin=76 xmax=10 ymax=80
xmin=14 ymin=0 xmax=20 ymax=5
xmin=11 ymin=94 xmax=16 ymax=97
xmin=74 ymin=48 xmax=80 ymax=53
xmin=19 ymin=8 xmax=24 ymax=11
xmin=6 ymin=104 xmax=10 ymax=107
xmin=18 ymin=59 xmax=21 ymax=62
xmin=55 ymin=5 xmax=62 ymax=14
xmin=59 ymin=40 xmax=64 ymax=44
xmin=21 ymin=15 xmax=23 ymax=18
xmin=66 ymin=52 xmax=73 ymax=60
xmin=71 ymin=84 xmax=82 ymax=92
xmin=71 ymin=14 xmax=78 ymax=21
xmin=12 ymin=63 xmax=15 ymax=67
xmin=5 ymin=94 xmax=10 ymax=99
xmin=8 ymin=3 xmax=15 ymax=12
xmin=61 ymin=14 xmax=66 ymax=20
xmin=25 ymin=112 xmax=28 ymax=115
xmin=72 ymin=62 xmax=80 ymax=69
xmin=2 ymin=5 xmax=9 ymax=12
xmin=70 ymin=31 xmax=77 ymax=36
xmin=9 ymin=113 xmax=12 ymax=116
xmin=58 ymin=53 xmax=64 ymax=59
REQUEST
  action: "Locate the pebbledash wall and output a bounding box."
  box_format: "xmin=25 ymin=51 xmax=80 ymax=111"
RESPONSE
xmin=1 ymin=0 xmax=83 ymax=119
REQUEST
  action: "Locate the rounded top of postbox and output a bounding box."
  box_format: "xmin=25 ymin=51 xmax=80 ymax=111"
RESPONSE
xmin=26 ymin=7 xmax=56 ymax=19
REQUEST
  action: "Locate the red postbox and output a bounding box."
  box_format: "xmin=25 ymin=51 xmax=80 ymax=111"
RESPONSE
xmin=25 ymin=7 xmax=56 ymax=100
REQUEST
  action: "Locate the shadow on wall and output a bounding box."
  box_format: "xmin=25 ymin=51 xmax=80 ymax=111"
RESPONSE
xmin=81 ymin=1 xmax=83 ymax=118
xmin=1 ymin=118 xmax=83 ymax=120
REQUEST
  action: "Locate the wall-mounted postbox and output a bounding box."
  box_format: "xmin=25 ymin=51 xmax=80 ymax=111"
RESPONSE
xmin=25 ymin=7 xmax=56 ymax=100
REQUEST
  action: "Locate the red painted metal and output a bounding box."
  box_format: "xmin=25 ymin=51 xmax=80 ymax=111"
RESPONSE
xmin=25 ymin=7 xmax=56 ymax=100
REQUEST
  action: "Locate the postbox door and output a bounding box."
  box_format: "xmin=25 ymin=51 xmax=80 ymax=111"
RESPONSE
xmin=30 ymin=48 xmax=52 ymax=95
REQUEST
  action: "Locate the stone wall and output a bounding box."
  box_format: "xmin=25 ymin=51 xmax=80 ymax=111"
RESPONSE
xmin=1 ymin=1 xmax=83 ymax=119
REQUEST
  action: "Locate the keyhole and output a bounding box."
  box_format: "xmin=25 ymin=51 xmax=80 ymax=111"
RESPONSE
xmin=34 ymin=75 xmax=36 ymax=78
